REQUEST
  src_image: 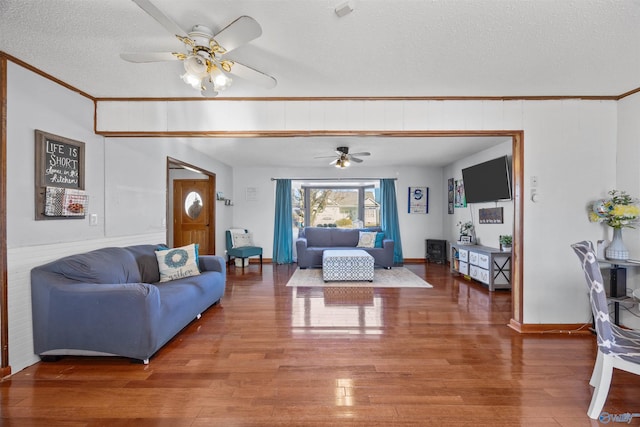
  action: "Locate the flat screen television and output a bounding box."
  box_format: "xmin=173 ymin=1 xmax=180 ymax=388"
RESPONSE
xmin=461 ymin=156 xmax=512 ymax=203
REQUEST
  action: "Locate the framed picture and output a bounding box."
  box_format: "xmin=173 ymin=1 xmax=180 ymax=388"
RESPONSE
xmin=459 ymin=235 xmax=472 ymax=244
xmin=454 ymin=179 xmax=466 ymax=208
xmin=216 ymin=191 xmax=225 ymax=200
xmin=408 ymin=186 xmax=428 ymax=213
xmin=34 ymin=130 xmax=85 ymax=220
xmin=246 ymin=186 xmax=258 ymax=201
xmin=479 ymin=207 xmax=504 ymax=224
xmin=447 ymin=178 xmax=454 ymax=214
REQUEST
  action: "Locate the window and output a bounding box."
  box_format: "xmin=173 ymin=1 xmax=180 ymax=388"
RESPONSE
xmin=292 ymin=180 xmax=380 ymax=230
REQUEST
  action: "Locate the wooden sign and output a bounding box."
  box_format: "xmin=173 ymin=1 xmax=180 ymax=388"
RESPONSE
xmin=478 ymin=207 xmax=504 ymax=224
xmin=35 ymin=130 xmax=85 ymax=220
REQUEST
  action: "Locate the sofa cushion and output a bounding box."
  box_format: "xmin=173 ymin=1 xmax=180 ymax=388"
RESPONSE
xmin=51 ymin=247 xmax=142 ymax=284
xmin=330 ymin=228 xmax=359 ymax=246
xmin=305 ymin=227 xmax=334 ymax=247
xmin=155 ymin=244 xmax=201 ymax=283
xmin=375 ymin=232 xmax=385 ymax=248
xmin=125 ymin=244 xmax=164 ymax=283
xmin=357 ymin=231 xmax=377 ymax=248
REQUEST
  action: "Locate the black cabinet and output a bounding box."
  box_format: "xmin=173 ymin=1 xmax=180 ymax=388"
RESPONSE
xmin=426 ymin=239 xmax=447 ymax=264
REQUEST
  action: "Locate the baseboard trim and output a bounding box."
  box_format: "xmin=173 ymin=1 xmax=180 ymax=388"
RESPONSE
xmin=1 ymin=365 xmax=11 ymax=379
xmin=403 ymin=258 xmax=427 ymax=264
xmin=508 ymin=319 xmax=592 ymax=335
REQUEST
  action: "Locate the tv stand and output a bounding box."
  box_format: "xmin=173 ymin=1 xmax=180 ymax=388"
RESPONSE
xmin=450 ymin=243 xmax=511 ymax=291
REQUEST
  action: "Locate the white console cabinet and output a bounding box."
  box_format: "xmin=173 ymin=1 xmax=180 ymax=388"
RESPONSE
xmin=450 ymin=243 xmax=511 ymax=291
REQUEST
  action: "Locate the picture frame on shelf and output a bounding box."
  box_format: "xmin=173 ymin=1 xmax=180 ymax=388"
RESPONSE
xmin=459 ymin=235 xmax=472 ymax=245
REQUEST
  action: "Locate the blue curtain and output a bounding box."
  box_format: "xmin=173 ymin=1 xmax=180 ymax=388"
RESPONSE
xmin=273 ymin=179 xmax=293 ymax=264
xmin=380 ymin=179 xmax=403 ymax=265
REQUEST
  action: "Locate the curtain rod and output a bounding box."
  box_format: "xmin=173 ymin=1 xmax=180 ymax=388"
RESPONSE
xmin=270 ymin=177 xmax=397 ymax=181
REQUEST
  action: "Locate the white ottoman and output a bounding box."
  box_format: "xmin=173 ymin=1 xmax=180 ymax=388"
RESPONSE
xmin=322 ymin=249 xmax=374 ymax=282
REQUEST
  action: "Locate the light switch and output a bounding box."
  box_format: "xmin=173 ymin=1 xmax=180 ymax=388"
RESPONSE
xmin=531 ymin=176 xmax=539 ymax=188
xmin=90 ymin=214 xmax=98 ymax=226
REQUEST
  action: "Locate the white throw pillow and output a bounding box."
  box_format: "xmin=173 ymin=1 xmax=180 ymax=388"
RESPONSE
xmin=233 ymin=232 xmax=254 ymax=248
xmin=357 ymin=231 xmax=377 ymax=248
xmin=228 ymin=228 xmax=246 ymax=247
xmin=155 ymin=243 xmax=201 ymax=282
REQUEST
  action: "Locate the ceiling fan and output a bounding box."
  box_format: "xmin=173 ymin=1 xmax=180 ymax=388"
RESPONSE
xmin=120 ymin=0 xmax=277 ymax=97
xmin=315 ymin=146 xmax=371 ymax=168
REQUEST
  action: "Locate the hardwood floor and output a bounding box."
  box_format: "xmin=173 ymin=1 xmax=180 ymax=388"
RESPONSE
xmin=2 ymin=262 xmax=638 ymax=426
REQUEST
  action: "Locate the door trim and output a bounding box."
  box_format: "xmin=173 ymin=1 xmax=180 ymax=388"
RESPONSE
xmin=166 ymin=157 xmax=216 ymax=254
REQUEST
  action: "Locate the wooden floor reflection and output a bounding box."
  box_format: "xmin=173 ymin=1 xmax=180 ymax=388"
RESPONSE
xmin=2 ymin=262 xmax=638 ymax=426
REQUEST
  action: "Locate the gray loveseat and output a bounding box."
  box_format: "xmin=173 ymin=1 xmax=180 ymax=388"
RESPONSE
xmin=296 ymin=227 xmax=394 ymax=269
xmin=31 ymin=244 xmax=226 ymax=364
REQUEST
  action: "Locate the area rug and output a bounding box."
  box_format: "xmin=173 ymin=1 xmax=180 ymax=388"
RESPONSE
xmin=286 ymin=267 xmax=433 ymax=288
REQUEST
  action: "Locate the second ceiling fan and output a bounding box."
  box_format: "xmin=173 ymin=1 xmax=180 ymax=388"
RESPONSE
xmin=120 ymin=0 xmax=277 ymax=97
xmin=315 ymin=147 xmax=371 ymax=168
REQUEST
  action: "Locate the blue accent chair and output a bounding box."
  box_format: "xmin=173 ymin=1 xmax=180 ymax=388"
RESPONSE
xmin=226 ymin=230 xmax=263 ymax=269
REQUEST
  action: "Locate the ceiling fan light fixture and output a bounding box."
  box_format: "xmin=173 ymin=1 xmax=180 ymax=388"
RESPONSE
xmin=183 ymin=54 xmax=208 ymax=77
xmin=181 ymin=72 xmax=203 ymax=89
xmin=199 ymin=76 xmax=218 ymax=96
xmin=334 ymin=155 xmax=350 ymax=168
xmin=210 ymin=66 xmax=233 ymax=91
xmin=122 ymin=2 xmax=277 ymax=96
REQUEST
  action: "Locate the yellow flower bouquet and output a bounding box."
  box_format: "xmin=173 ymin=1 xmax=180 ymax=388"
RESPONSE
xmin=590 ymin=190 xmax=640 ymax=229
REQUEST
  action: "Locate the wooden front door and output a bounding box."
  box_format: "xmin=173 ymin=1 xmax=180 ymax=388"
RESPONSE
xmin=173 ymin=179 xmax=213 ymax=254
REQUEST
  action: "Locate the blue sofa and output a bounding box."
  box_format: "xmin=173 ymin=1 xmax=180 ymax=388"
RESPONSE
xmin=296 ymin=227 xmax=394 ymax=269
xmin=30 ymin=244 xmax=226 ymax=364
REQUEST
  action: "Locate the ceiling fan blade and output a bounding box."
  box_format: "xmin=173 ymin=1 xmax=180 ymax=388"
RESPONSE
xmin=314 ymin=155 xmax=340 ymax=159
xmin=132 ymin=0 xmax=188 ymax=38
xmin=329 ymin=159 xmax=338 ymax=165
xmin=227 ymin=61 xmax=277 ymax=89
xmin=214 ymin=16 xmax=262 ymax=53
xmin=120 ymin=52 xmax=178 ymax=63
xmin=350 ymin=156 xmax=364 ymax=163
xmin=349 ymin=152 xmax=371 ymax=157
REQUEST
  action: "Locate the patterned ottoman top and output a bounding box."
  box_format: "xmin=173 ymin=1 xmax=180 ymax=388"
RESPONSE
xmin=323 ymin=249 xmax=373 ymax=259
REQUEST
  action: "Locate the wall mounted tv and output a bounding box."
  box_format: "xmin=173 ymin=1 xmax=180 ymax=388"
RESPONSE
xmin=461 ymin=156 xmax=512 ymax=203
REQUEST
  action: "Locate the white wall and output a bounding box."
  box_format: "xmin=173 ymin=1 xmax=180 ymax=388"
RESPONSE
xmin=7 ymin=62 xmax=105 ymax=246
xmin=103 ymin=138 xmax=234 ymax=255
xmin=231 ymin=165 xmax=444 ymax=260
xmin=5 ymin=65 xmax=234 ymax=372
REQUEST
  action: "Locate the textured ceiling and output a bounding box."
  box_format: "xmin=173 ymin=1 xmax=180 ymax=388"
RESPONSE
xmin=2 ymin=0 xmax=639 ymax=99
xmin=2 ymin=0 xmax=638 ymax=167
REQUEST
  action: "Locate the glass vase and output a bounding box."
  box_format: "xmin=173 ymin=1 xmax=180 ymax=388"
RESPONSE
xmin=605 ymin=227 xmax=629 ymax=261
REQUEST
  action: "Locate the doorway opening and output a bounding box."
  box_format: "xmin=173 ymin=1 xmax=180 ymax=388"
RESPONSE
xmin=167 ymin=157 xmax=216 ymax=255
